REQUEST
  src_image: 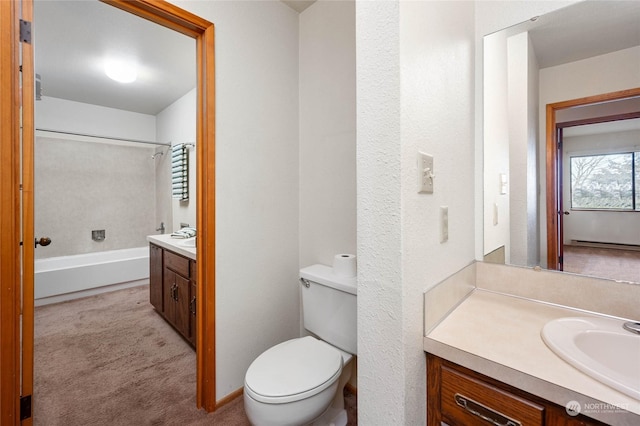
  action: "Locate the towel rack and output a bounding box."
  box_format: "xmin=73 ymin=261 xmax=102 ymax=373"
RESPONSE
xmin=171 ymin=143 xmax=189 ymax=201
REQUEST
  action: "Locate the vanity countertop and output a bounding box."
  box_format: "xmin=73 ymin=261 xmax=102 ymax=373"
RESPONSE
xmin=424 ymin=289 xmax=640 ymax=424
xmin=147 ymin=234 xmax=196 ymax=260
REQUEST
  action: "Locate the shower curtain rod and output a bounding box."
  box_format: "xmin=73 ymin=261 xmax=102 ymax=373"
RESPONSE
xmin=35 ymin=128 xmax=171 ymax=147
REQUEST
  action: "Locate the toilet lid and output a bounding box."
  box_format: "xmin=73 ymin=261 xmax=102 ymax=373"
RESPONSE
xmin=245 ymin=336 xmax=342 ymax=404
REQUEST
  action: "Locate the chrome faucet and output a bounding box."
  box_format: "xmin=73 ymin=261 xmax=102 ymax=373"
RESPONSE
xmin=623 ymin=321 xmax=640 ymax=335
xmin=156 ymin=222 xmax=165 ymax=234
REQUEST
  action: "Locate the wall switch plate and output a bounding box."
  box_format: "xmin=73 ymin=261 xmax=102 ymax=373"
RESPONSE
xmin=440 ymin=206 xmax=448 ymax=243
xmin=418 ymin=152 xmax=434 ymax=194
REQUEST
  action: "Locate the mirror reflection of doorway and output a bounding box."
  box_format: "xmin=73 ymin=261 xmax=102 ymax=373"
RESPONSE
xmin=547 ymin=92 xmax=640 ymax=282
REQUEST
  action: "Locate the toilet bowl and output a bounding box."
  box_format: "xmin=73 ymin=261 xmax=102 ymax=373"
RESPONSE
xmin=244 ymin=264 xmax=357 ymax=426
xmin=244 ymin=336 xmax=353 ymax=426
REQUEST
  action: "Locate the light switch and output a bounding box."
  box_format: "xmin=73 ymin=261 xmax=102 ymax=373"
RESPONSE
xmin=418 ymin=152 xmax=434 ymax=194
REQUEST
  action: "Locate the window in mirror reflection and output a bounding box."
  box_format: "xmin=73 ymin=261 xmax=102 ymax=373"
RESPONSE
xmin=570 ymin=152 xmax=639 ymax=210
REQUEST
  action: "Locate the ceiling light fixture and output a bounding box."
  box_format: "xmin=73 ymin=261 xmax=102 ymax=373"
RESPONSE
xmin=104 ymin=59 xmax=137 ymax=83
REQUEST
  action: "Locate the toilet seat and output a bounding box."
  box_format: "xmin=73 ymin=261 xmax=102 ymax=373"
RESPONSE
xmin=245 ymin=336 xmax=343 ymax=404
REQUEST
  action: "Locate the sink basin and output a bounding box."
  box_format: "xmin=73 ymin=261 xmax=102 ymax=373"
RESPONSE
xmin=178 ymin=237 xmax=196 ymax=248
xmin=542 ymin=316 xmax=640 ymax=400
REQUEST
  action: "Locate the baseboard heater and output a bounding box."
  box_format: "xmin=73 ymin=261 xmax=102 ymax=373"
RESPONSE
xmin=570 ymin=240 xmax=640 ymax=252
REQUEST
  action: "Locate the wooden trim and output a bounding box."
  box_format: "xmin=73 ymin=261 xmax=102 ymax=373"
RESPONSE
xmin=21 ymin=1 xmax=35 ymax=425
xmin=101 ymin=1 xmax=217 ymax=412
xmin=558 ymin=111 xmax=640 ymax=129
xmin=345 ymin=383 xmax=358 ymax=395
xmin=0 ymin=0 xmax=21 ymax=423
xmin=215 ymin=387 xmax=243 ymax=410
xmin=545 ymin=87 xmax=640 ymax=269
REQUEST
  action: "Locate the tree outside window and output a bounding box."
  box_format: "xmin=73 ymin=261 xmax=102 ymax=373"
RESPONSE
xmin=570 ymin=152 xmax=638 ymax=210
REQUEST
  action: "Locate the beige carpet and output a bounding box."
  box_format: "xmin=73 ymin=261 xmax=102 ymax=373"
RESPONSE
xmin=563 ymin=245 xmax=640 ymax=283
xmin=34 ymin=285 xmax=357 ymax=425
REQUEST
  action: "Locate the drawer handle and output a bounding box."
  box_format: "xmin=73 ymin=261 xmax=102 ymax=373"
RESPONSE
xmin=454 ymin=393 xmax=521 ymax=426
xmin=190 ymin=296 xmax=196 ymax=316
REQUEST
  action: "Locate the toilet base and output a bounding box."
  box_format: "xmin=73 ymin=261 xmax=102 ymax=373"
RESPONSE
xmin=310 ymin=406 xmax=347 ymax=426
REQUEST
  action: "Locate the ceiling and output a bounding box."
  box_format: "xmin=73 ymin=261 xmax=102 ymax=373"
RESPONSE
xmin=514 ymin=0 xmax=640 ymax=69
xmin=34 ymin=0 xmax=196 ymax=115
xmin=35 ymin=1 xmax=638 ymax=117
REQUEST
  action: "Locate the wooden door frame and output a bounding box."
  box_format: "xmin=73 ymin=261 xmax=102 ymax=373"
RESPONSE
xmin=0 ymin=0 xmax=23 ymax=423
xmin=545 ymin=87 xmax=640 ymax=269
xmin=0 ymin=1 xmax=217 ymax=422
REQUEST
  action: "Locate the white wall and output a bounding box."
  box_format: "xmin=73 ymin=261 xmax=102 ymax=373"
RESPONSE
xmin=299 ymin=0 xmax=356 ymax=269
xmin=483 ymin=30 xmax=510 ymax=260
xmin=563 ymin=129 xmax=640 ymax=246
xmin=507 ymin=32 xmax=539 ymax=267
xmin=156 ymin=88 xmax=197 ymax=232
xmin=357 ymin=1 xmax=475 ymax=423
xmin=170 ymin=0 xmax=301 ymax=401
xmin=538 ymin=45 xmax=640 ymax=265
xmin=36 ymin=96 xmax=156 ymax=142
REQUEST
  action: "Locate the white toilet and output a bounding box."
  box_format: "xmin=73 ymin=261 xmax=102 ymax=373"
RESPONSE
xmin=244 ymin=263 xmax=357 ymax=426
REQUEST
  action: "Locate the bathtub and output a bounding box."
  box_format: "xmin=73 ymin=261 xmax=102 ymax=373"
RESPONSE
xmin=35 ymin=246 xmax=149 ymax=306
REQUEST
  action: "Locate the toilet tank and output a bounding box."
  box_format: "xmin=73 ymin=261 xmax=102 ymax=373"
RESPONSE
xmin=300 ymin=264 xmax=357 ymax=355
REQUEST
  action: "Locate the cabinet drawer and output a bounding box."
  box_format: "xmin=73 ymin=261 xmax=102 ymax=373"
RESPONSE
xmin=164 ymin=250 xmax=190 ymax=277
xmin=441 ymin=365 xmax=544 ymax=426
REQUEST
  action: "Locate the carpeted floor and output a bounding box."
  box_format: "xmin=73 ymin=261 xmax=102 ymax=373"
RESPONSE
xmin=34 ymin=285 xmax=357 ymax=425
xmin=563 ymin=245 xmax=640 ymax=283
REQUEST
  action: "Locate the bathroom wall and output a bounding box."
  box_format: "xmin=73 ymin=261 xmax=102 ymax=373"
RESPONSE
xmin=156 ymin=88 xmax=197 ymax=232
xmin=169 ymin=0 xmax=301 ymax=401
xmin=299 ymin=0 xmax=356 ymax=269
xmin=35 ymin=97 xmax=158 ymax=259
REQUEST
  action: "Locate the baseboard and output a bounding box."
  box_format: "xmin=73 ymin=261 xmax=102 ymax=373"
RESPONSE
xmin=216 ymin=387 xmax=244 ymax=410
xmin=569 ymin=240 xmax=640 ymax=252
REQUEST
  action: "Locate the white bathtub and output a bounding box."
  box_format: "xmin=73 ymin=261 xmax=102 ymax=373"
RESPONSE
xmin=35 ymin=246 xmax=149 ymax=306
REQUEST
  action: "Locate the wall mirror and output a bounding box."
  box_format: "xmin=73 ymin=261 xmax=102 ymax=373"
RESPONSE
xmin=483 ymin=0 xmax=640 ymax=284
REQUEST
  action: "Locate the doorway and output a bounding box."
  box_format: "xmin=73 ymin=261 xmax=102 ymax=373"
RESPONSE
xmin=0 ymin=0 xmax=216 ymax=422
xmin=545 ymin=87 xmax=640 ymax=276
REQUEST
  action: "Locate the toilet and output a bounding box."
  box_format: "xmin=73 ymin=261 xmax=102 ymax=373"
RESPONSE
xmin=244 ymin=263 xmax=357 ymax=426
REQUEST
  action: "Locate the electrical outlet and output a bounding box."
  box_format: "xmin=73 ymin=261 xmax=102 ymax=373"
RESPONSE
xmin=418 ymin=152 xmax=434 ymax=194
xmin=440 ymin=206 xmax=448 ymax=243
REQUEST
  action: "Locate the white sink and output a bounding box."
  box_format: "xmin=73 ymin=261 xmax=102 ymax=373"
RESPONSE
xmin=542 ymin=316 xmax=640 ymax=400
xmin=178 ymin=237 xmax=196 ymax=248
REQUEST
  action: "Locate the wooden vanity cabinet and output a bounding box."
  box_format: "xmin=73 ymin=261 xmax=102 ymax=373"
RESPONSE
xmin=427 ymin=354 xmax=608 ymax=426
xmin=149 ymin=243 xmax=196 ymax=348
xmin=149 ymin=244 xmax=164 ymax=311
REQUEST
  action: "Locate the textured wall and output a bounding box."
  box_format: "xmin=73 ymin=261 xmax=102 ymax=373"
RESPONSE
xmin=356 ymin=0 xmax=403 ymax=423
xmin=35 ymin=137 xmax=156 ymax=259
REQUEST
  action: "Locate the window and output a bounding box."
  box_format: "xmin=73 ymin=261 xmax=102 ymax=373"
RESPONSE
xmin=570 ymin=152 xmax=639 ymax=210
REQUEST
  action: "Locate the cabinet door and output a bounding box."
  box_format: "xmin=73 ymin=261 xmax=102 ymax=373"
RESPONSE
xmin=174 ymin=274 xmax=191 ymax=339
xmin=163 ymin=268 xmax=177 ymax=324
xmin=149 ymin=244 xmax=163 ymax=311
